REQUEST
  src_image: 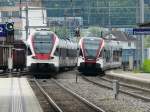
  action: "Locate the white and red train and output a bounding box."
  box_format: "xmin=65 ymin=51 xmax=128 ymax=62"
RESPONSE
xmin=27 ymin=30 xmax=77 ymax=76
xmin=27 ymin=30 xmax=122 ymax=76
xmin=77 ymin=37 xmax=122 ymax=75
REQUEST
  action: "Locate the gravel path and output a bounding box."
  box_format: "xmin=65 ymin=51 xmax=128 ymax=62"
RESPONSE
xmin=56 ymin=71 xmax=150 ymax=112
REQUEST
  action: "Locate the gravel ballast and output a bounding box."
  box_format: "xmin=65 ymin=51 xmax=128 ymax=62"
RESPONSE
xmin=56 ymin=71 xmax=150 ymax=112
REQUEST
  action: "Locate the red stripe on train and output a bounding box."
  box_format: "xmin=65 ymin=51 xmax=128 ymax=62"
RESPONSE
xmin=35 ymin=54 xmax=50 ymax=60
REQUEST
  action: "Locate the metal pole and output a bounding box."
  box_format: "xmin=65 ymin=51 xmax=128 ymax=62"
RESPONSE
xmin=108 ymin=2 xmax=113 ymax=64
xmin=75 ymin=28 xmax=80 ymax=83
xmin=8 ymin=46 xmax=12 ymax=77
xmin=25 ymin=4 xmax=29 ymax=38
xmin=20 ymin=0 xmax=22 ymax=18
xmin=108 ymin=2 xmax=112 ymax=32
xmin=25 ymin=1 xmax=29 ymax=68
xmin=139 ymin=0 xmax=144 ymax=65
xmin=136 ymin=2 xmax=139 ymax=69
xmin=64 ymin=9 xmax=67 ymax=38
xmin=88 ymin=0 xmax=90 ymax=25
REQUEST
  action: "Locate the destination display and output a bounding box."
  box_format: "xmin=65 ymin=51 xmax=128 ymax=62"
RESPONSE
xmin=133 ymin=28 xmax=150 ymax=35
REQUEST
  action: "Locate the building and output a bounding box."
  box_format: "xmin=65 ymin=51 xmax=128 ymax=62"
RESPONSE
xmin=0 ymin=0 xmax=150 ymax=27
xmin=41 ymin=0 xmax=150 ymax=27
xmin=22 ymin=6 xmax=47 ymax=40
xmin=104 ymin=31 xmax=137 ymax=70
xmin=0 ymin=0 xmax=46 ymax=40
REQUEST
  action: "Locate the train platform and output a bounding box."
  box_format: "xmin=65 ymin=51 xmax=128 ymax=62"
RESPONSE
xmin=106 ymin=70 xmax=150 ymax=88
xmin=0 ymin=78 xmax=43 ymax=112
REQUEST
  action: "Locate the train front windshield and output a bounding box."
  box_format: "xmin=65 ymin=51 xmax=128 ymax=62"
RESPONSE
xmin=33 ymin=33 xmax=54 ymax=54
xmin=83 ymin=39 xmax=101 ymax=59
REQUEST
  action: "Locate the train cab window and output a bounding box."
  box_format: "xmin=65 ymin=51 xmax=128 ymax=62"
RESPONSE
xmin=27 ymin=47 xmax=32 ymax=55
xmin=54 ymin=48 xmax=59 ymax=56
xmin=99 ymin=49 xmax=103 ymax=57
xmin=79 ymin=49 xmax=83 ymax=57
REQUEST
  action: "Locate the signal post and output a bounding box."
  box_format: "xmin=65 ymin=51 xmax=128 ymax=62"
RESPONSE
xmin=5 ymin=22 xmax=14 ymax=75
xmin=75 ymin=27 xmax=80 ymax=83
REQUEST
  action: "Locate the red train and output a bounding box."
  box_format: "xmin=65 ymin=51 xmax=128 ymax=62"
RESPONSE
xmin=0 ymin=40 xmax=26 ymax=72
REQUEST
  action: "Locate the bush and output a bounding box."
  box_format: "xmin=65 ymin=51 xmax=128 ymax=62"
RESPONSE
xmin=142 ymin=59 xmax=150 ymax=73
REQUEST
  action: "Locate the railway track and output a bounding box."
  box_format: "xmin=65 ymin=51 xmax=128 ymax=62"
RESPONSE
xmin=29 ymin=79 xmax=59 ymax=112
xmin=32 ymin=78 xmax=105 ymax=112
xmin=81 ymin=74 xmax=150 ymax=102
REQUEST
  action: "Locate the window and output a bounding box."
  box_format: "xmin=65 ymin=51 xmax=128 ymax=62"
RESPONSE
xmin=1 ymin=11 xmax=10 ymax=17
xmin=128 ymin=42 xmax=131 ymax=47
xmin=12 ymin=11 xmax=20 ymax=17
xmin=54 ymin=48 xmax=59 ymax=56
xmin=33 ymin=33 xmax=54 ymax=54
xmin=83 ymin=38 xmax=101 ymax=58
xmin=79 ymin=49 xmax=83 ymax=57
xmin=28 ymin=47 xmax=32 ymax=55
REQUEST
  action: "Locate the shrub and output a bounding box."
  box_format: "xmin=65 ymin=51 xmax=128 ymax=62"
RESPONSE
xmin=142 ymin=59 xmax=150 ymax=73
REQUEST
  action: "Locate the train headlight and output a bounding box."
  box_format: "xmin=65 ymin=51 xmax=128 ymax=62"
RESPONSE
xmin=96 ymin=58 xmax=100 ymax=61
xmin=32 ymin=56 xmax=37 ymax=59
xmin=49 ymin=56 xmax=54 ymax=59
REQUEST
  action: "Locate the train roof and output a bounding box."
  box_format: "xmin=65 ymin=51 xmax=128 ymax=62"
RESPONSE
xmin=79 ymin=37 xmax=104 ymax=45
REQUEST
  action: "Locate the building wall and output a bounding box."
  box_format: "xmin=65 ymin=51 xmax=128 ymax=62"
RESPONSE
xmin=121 ymin=41 xmax=136 ymax=49
xmin=22 ymin=7 xmax=47 ymax=40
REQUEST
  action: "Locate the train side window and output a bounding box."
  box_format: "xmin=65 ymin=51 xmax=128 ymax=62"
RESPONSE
xmin=67 ymin=49 xmax=71 ymax=57
xmin=61 ymin=48 xmax=66 ymax=57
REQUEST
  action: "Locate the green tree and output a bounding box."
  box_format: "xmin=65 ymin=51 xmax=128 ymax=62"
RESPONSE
xmin=49 ymin=26 xmax=70 ymax=39
xmin=88 ymin=26 xmax=104 ymax=37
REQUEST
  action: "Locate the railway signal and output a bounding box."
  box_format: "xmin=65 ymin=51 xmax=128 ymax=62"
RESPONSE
xmin=5 ymin=22 xmax=14 ymax=44
xmin=75 ymin=27 xmax=80 ymax=37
